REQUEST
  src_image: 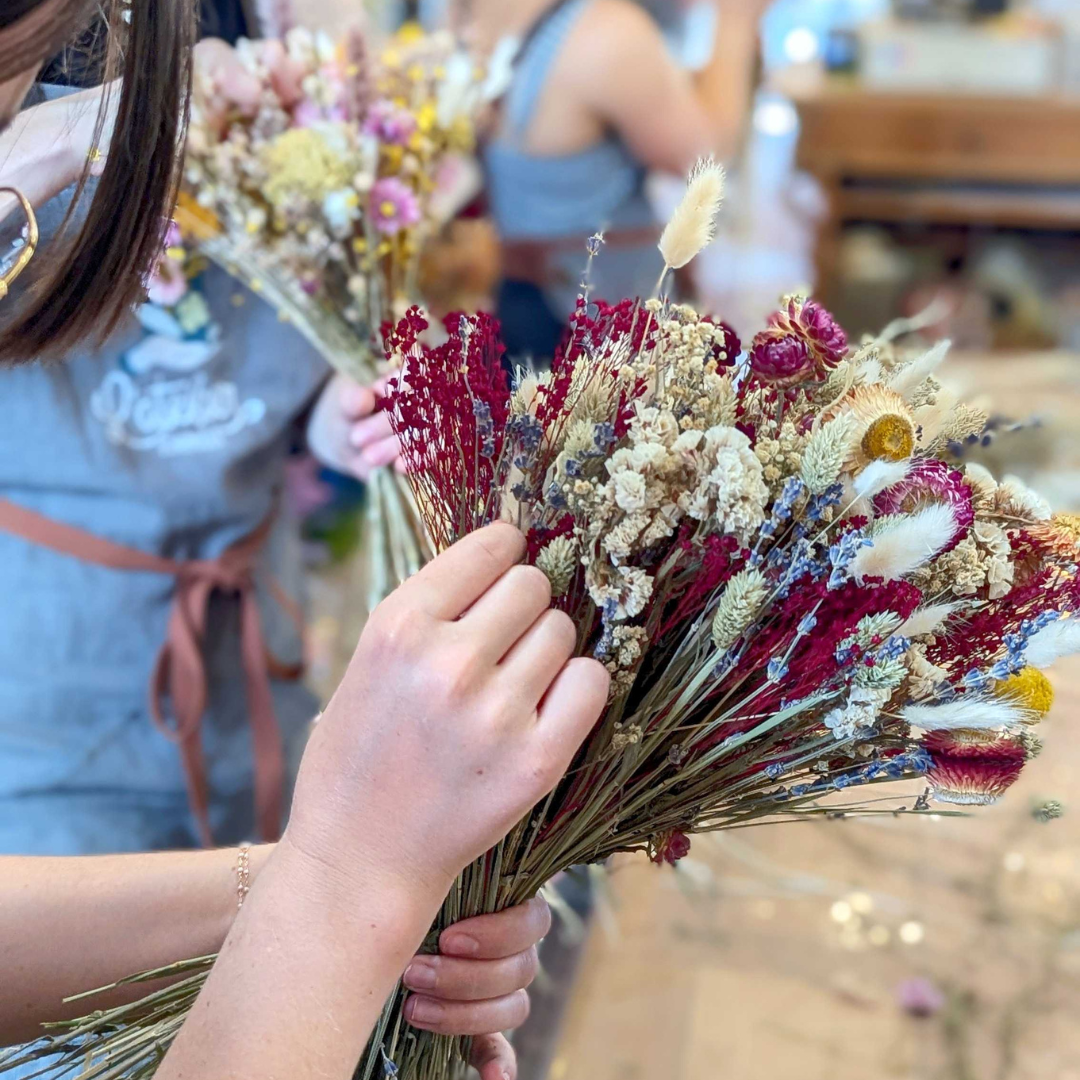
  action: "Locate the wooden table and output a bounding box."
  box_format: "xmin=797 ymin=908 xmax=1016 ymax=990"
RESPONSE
xmin=777 ymin=70 xmax=1080 ymax=301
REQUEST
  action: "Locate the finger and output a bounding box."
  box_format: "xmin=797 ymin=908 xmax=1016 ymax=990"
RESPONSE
xmin=468 ymin=1033 xmax=517 ymax=1080
xmin=338 ymin=380 xmax=377 ymax=421
xmin=535 ymin=658 xmax=610 ymax=770
xmin=498 ymin=609 xmax=577 ymax=705
xmin=440 ymin=897 xmax=552 ymax=960
xmin=400 ymin=523 xmax=526 ymax=620
xmin=459 ymin=565 xmax=552 ymax=663
xmin=357 ymin=433 xmax=402 ymax=470
xmin=349 ymin=412 xmax=394 ymax=449
xmin=402 ymin=947 xmax=538 ymax=1002
xmin=403 ymin=989 xmax=530 ymax=1037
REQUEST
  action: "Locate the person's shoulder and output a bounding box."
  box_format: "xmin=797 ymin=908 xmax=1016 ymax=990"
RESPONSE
xmin=580 ymin=0 xmax=664 ymax=40
xmin=573 ymin=0 xmax=668 ymax=66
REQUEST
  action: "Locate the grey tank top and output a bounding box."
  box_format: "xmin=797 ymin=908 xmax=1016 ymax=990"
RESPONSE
xmin=482 ymin=0 xmax=661 ymax=315
xmin=0 ymin=88 xmax=327 ymax=799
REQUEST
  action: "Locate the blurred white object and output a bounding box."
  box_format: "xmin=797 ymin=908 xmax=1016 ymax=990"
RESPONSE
xmin=859 ymin=19 xmax=1063 ymax=95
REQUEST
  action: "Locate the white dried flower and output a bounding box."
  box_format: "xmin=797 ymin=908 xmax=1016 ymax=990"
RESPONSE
xmin=658 ymin=157 xmax=725 ymax=271
xmin=848 ymin=504 xmax=957 ymax=584
xmin=903 ymin=698 xmax=1032 ymax=732
xmin=824 ymin=686 xmax=891 ymax=741
xmin=1024 ymin=618 xmax=1080 ymax=669
xmin=536 ymin=536 xmax=579 ymax=597
xmin=711 ymin=569 xmax=769 ymax=651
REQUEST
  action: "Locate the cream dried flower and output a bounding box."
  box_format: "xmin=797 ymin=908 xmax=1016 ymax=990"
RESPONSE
xmin=658 ymin=157 xmax=725 ymax=271
xmin=996 ymin=475 xmax=1052 ymax=523
xmin=800 ymin=415 xmax=858 ymax=495
xmin=711 ymin=569 xmax=769 ymax=651
xmin=536 ymin=536 xmax=579 ymax=597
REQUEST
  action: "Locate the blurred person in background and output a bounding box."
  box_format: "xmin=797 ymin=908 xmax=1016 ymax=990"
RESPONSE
xmin=451 ymin=0 xmax=768 ymax=361
xmin=0 ymin=0 xmax=402 ymax=860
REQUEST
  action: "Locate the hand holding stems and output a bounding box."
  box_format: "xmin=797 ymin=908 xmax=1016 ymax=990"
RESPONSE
xmin=307 ymin=372 xmax=406 ymax=481
xmin=0 ymin=856 xmax=548 ymax=1080
xmin=157 ymin=524 xmax=610 ymax=1080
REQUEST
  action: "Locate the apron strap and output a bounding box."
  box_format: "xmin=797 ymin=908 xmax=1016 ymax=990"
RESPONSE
xmin=0 ymin=497 xmax=304 ymax=846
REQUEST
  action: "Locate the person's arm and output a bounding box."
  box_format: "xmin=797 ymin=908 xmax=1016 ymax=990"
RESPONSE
xmin=0 ymin=86 xmax=113 ymax=226
xmin=578 ymin=0 xmax=714 ymax=175
xmin=157 ymin=524 xmax=609 ymax=1080
xmin=0 ymin=845 xmax=273 ymax=1046
xmin=575 ymin=0 xmax=766 ymax=174
xmin=696 ymin=0 xmax=768 ymax=163
xmin=2 ymin=845 xmax=548 ymax=1079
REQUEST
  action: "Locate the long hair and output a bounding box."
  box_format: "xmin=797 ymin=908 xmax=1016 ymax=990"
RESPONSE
xmin=0 ymin=0 xmax=196 ymax=363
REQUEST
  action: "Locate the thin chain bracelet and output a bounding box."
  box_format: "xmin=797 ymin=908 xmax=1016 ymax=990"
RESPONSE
xmin=234 ymin=843 xmax=252 ymax=910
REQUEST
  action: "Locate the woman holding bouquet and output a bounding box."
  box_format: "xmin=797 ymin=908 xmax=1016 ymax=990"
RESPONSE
xmin=0 ymin=11 xmax=400 ymax=859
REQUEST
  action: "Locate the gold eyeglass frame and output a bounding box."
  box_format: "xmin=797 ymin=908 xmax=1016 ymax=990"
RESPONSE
xmin=0 ymin=187 xmax=40 ymax=301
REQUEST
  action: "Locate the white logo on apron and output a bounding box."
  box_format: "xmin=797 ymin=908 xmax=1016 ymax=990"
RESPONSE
xmin=90 ymin=303 xmax=268 ymax=457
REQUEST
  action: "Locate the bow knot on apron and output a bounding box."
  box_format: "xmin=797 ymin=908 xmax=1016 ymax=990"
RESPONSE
xmin=0 ymin=496 xmax=304 ymax=847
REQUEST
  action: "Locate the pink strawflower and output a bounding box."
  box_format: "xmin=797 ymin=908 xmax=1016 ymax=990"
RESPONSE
xmin=146 ymin=254 xmax=188 ymax=308
xmin=923 ymin=730 xmax=1027 ymax=805
xmin=874 ymin=459 xmax=975 ymax=547
xmin=364 ymin=101 xmax=417 ymax=146
xmin=897 ymin=977 xmax=946 ymax=1018
xmin=293 ymin=99 xmax=349 ymax=127
xmin=371 ymin=177 xmax=422 ymax=235
xmin=749 ymin=332 xmax=814 ymax=387
xmin=650 ymin=831 xmax=692 ymax=866
xmin=798 ymin=300 xmax=848 ymax=365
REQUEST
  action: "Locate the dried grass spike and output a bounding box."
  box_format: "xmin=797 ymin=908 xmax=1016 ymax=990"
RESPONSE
xmin=658 ymin=157 xmax=725 ymax=271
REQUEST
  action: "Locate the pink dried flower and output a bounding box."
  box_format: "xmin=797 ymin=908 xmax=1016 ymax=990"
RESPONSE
xmin=797 ymin=300 xmax=848 ymax=365
xmin=874 ymin=459 xmax=975 ymax=548
xmin=650 ymin=831 xmax=692 ymax=866
xmin=364 ymin=101 xmax=417 ymax=145
xmin=371 ymin=177 xmax=422 ymax=235
xmin=749 ymin=332 xmax=815 ymax=387
xmin=897 ymin=977 xmax=946 ymax=1018
xmin=762 ymin=297 xmax=849 ymax=376
xmin=923 ymin=729 xmax=1027 ymax=805
xmin=145 ymin=253 xmax=188 ymax=308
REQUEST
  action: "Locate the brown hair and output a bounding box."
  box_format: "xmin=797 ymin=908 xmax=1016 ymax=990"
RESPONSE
xmin=0 ymin=0 xmax=196 ymax=363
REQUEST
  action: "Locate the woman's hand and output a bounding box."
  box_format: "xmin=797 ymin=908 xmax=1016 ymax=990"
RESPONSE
xmin=406 ymin=897 xmax=552 ymax=1080
xmin=306 ymin=373 xmax=404 ymax=481
xmin=286 ymin=522 xmax=610 ymax=903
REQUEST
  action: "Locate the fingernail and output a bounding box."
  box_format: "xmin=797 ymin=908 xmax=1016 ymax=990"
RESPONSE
xmin=402 ymin=959 xmax=438 ymax=992
xmin=407 ymin=997 xmax=443 ymax=1026
xmin=441 ymin=933 xmax=479 ymax=956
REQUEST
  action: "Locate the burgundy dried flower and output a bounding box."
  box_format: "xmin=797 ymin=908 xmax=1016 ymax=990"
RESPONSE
xmin=923 ymin=729 xmax=1027 ymax=805
xmin=797 ymin=300 xmax=848 ymax=365
xmin=650 ymin=831 xmax=692 ymax=866
xmin=766 ymin=296 xmax=849 ymax=373
xmin=874 ymin=459 xmax=975 ymax=549
xmin=749 ymin=332 xmax=814 ymax=388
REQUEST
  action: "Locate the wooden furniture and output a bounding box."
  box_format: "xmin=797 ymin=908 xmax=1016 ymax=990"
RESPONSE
xmin=778 ymin=70 xmax=1080 ymax=299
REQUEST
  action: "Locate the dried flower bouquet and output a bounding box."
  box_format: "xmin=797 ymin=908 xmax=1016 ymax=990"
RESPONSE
xmin=5 ymin=161 xmax=1080 ymax=1080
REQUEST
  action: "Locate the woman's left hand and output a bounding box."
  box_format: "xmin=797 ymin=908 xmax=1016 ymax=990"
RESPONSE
xmin=402 ymin=897 xmax=552 ymax=1079
xmin=306 ymin=373 xmax=404 ymax=482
